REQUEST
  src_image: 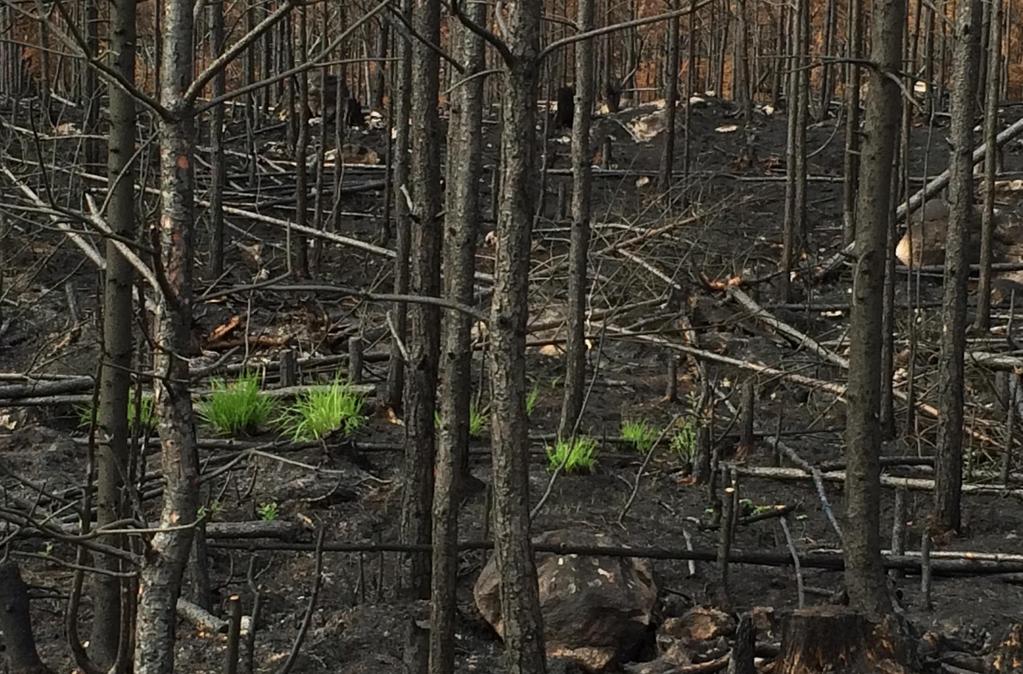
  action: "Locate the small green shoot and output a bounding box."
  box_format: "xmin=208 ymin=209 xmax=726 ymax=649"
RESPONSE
xmin=545 ymin=436 xmax=599 ymax=474
xmin=525 ymin=383 xmax=541 ymax=417
xmin=434 ymin=402 xmax=489 ymax=439
xmin=670 ymin=419 xmax=698 ymax=463
xmin=197 ymin=372 xmax=275 ymax=436
xmin=620 ymin=419 xmax=658 ymax=453
xmin=469 ymin=404 xmax=488 ymax=438
xmin=257 ymin=501 xmax=280 ymax=522
xmin=77 ymin=396 xmax=156 ymax=433
xmin=198 ymin=500 xmax=223 ymax=522
xmin=280 ymin=376 xmax=365 ymax=440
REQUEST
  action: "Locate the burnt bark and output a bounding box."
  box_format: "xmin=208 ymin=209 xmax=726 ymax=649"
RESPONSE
xmin=0 ymin=561 xmax=51 ymax=674
xmin=558 ymin=0 xmax=595 ymax=439
xmin=133 ymin=0 xmax=202 ymax=668
xmin=776 ymin=607 xmax=910 ymax=674
xmin=291 ymin=7 xmax=310 ymax=278
xmin=90 ymin=0 xmax=138 ymax=660
xmin=935 ymin=0 xmax=983 ymax=534
xmin=385 ymin=0 xmax=414 ymax=411
xmin=207 ymin=0 xmax=226 ymax=280
xmin=657 ymin=4 xmax=680 ymax=197
xmin=843 ymin=0 xmax=863 ymax=244
xmin=975 ymin=0 xmax=1003 ymax=332
xmin=844 ymin=0 xmax=902 ymax=618
xmin=430 ymin=4 xmax=486 ymax=671
xmin=485 ymin=0 xmax=548 ymax=669
xmin=400 ymin=0 xmax=442 ymax=611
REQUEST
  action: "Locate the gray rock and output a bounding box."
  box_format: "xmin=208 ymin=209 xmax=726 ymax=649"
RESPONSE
xmin=474 ymin=529 xmax=658 ymax=672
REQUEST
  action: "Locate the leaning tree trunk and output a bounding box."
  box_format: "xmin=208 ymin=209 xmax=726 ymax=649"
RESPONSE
xmin=935 ymin=0 xmax=983 ymax=534
xmin=558 ymin=0 xmax=595 ymax=439
xmin=90 ymin=0 xmax=138 ymax=660
xmin=974 ymin=0 xmax=1003 ymax=332
xmin=844 ymin=0 xmax=902 ymax=619
xmin=400 ymin=4 xmax=442 ymax=665
xmin=486 ymin=0 xmax=549 ymax=670
xmin=0 ymin=561 xmax=51 ymax=674
xmin=134 ymin=0 xmax=201 ymax=669
xmin=429 ymin=5 xmax=486 ymax=672
xmin=385 ymin=0 xmax=414 ymax=411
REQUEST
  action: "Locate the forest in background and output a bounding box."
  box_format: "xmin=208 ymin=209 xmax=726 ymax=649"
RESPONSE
xmin=3 ymin=0 xmax=1023 ymax=672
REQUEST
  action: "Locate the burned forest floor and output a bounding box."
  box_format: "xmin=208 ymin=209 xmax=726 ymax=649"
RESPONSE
xmin=3 ymin=92 xmax=1023 ymax=673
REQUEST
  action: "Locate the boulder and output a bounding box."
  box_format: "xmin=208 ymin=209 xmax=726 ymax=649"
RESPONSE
xmin=893 ymin=198 xmax=1015 ymax=268
xmin=474 ymin=529 xmax=658 ymax=672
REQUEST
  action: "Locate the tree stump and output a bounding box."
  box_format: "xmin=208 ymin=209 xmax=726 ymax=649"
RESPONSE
xmin=994 ymin=623 xmax=1023 ymax=673
xmin=775 ymin=606 xmax=913 ymax=674
xmin=0 ymin=561 xmax=50 ymax=674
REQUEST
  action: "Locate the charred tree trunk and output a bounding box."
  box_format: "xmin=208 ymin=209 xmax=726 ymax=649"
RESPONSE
xmin=385 ymin=0 xmax=414 ymax=411
xmin=291 ymin=6 xmax=310 ymax=278
xmin=844 ymin=0 xmax=902 ymax=618
xmin=400 ymin=0 xmax=442 ymax=633
xmin=90 ymin=0 xmax=138 ymax=660
xmin=207 ymin=0 xmax=226 ymax=280
xmin=429 ymin=5 xmax=486 ymax=672
xmin=657 ymin=4 xmax=680 ymax=198
xmin=0 ymin=561 xmax=50 ymax=674
xmin=558 ymin=0 xmax=595 ymax=439
xmin=134 ymin=0 xmax=201 ymax=668
xmin=935 ymin=0 xmax=982 ymax=534
xmin=975 ymin=0 xmax=1003 ymax=332
xmin=485 ymin=0 xmax=549 ymax=670
xmin=843 ymin=0 xmax=863 ymax=244
xmin=779 ymin=0 xmax=808 ymax=301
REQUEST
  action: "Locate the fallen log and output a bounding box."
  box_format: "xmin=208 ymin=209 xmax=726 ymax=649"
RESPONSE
xmin=208 ymin=539 xmax=1023 ymax=575
xmin=205 ymin=520 xmax=302 ymax=541
xmin=733 ymin=464 xmax=1023 ymax=497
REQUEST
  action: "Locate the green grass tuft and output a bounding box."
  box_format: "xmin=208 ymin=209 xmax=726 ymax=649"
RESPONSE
xmin=620 ymin=419 xmax=658 ymax=452
xmin=77 ymin=396 xmax=156 ymax=433
xmin=525 ymin=383 xmax=541 ymax=417
xmin=670 ymin=419 xmax=698 ymax=462
xmin=279 ymin=376 xmax=365 ymax=441
xmin=546 ymin=436 xmax=599 ymax=473
xmin=197 ymin=372 xmax=275 ymax=436
xmin=434 ymin=402 xmax=489 ymax=439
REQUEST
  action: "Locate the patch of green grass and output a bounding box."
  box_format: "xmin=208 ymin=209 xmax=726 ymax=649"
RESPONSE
xmin=257 ymin=501 xmax=280 ymax=521
xmin=621 ymin=419 xmax=658 ymax=452
xmin=670 ymin=419 xmax=698 ymax=463
xmin=197 ymin=372 xmax=275 ymax=436
xmin=545 ymin=436 xmax=599 ymax=474
xmin=77 ymin=396 xmax=156 ymax=433
xmin=469 ymin=404 xmax=487 ymax=438
xmin=279 ymin=376 xmax=365 ymax=441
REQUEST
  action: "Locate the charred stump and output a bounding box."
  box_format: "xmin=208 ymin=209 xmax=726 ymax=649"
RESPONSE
xmin=554 ymin=86 xmax=574 ymax=129
xmin=0 ymin=561 xmax=50 ymax=674
xmin=994 ymin=623 xmax=1023 ymax=672
xmin=776 ymin=606 xmax=914 ymax=674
